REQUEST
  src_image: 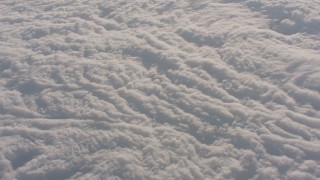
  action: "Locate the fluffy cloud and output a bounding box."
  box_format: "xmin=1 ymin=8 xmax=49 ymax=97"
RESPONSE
xmin=0 ymin=0 xmax=319 ymax=179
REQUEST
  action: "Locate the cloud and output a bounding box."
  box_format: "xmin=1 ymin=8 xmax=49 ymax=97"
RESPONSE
xmin=246 ymin=0 xmax=320 ymax=35
xmin=0 ymin=0 xmax=320 ymax=179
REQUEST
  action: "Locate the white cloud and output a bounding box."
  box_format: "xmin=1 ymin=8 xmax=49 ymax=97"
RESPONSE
xmin=0 ymin=0 xmax=320 ymax=179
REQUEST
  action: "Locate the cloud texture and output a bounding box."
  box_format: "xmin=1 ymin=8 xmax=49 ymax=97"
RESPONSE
xmin=0 ymin=0 xmax=320 ymax=179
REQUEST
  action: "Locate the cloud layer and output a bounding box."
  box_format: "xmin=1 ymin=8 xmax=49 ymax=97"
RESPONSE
xmin=1 ymin=0 xmax=320 ymax=179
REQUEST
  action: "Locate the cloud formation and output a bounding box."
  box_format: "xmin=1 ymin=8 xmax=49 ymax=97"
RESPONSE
xmin=0 ymin=0 xmax=320 ymax=179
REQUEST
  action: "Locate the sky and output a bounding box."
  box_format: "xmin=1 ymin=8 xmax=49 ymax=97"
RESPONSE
xmin=0 ymin=0 xmax=320 ymax=179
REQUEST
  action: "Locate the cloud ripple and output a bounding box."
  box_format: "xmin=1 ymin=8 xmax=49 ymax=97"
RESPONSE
xmin=0 ymin=0 xmax=320 ymax=179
